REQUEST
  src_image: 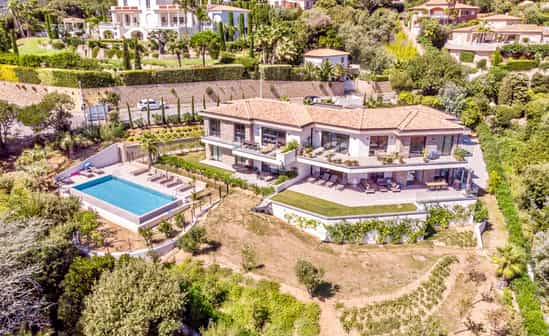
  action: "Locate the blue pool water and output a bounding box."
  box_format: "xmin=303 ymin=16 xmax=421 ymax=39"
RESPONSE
xmin=74 ymin=175 xmax=176 ymax=215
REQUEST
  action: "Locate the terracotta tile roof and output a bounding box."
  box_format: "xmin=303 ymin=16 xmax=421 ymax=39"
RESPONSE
xmin=201 ymin=99 xmax=464 ymax=132
xmin=479 ymin=14 xmax=522 ymax=21
xmin=493 ymin=24 xmax=546 ymax=33
xmin=411 ymin=0 xmax=479 ymax=10
xmin=304 ymin=48 xmax=350 ymax=57
xmin=207 ymin=4 xmax=249 ymax=12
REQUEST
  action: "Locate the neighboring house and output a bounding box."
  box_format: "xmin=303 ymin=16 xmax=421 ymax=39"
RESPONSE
xmin=61 ymin=17 xmax=89 ymax=37
xmin=408 ymin=0 xmax=479 ymax=35
xmin=303 ymin=48 xmax=350 ymax=68
xmin=445 ymin=14 xmax=549 ymax=65
xmin=267 ymin=0 xmax=316 ymax=10
xmin=373 ymin=81 xmax=397 ymax=104
xmin=199 ymin=99 xmax=474 ymax=206
xmin=98 ymin=0 xmax=248 ymax=39
xmin=0 ymin=0 xmax=7 ymax=14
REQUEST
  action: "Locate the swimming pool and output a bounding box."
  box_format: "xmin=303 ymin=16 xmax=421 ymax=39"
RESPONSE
xmin=74 ymin=175 xmax=176 ymax=216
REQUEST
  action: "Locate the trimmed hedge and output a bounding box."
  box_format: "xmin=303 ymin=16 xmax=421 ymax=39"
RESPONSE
xmin=259 ymin=64 xmax=292 ymax=80
xmin=502 ymin=59 xmax=538 ymax=71
xmin=0 ymin=64 xmax=115 ymax=88
xmin=459 ymin=51 xmax=474 ymax=63
xmin=476 ymin=123 xmax=547 ymax=334
xmin=500 ymin=43 xmax=549 ymax=59
xmin=117 ymin=65 xmax=246 ymax=85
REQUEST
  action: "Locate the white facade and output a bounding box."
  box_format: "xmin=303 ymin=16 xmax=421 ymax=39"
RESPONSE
xmin=304 ymin=54 xmax=349 ymax=68
xmin=98 ymin=0 xmax=248 ymax=39
xmin=267 ymin=0 xmax=316 ymax=10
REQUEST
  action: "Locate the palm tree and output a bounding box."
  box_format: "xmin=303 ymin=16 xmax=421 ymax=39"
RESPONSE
xmin=302 ymin=62 xmax=318 ymax=80
xmin=332 ymin=63 xmax=345 ymax=80
xmin=167 ymin=37 xmax=189 ymax=67
xmin=255 ymin=24 xmax=282 ymax=64
xmin=492 ymin=244 xmax=527 ymax=282
xmin=139 ymin=132 xmax=160 ymax=169
xmin=318 ymin=59 xmax=334 ymax=81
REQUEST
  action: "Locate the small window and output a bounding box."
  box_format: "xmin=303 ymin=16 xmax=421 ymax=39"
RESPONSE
xmin=146 ymin=0 xmax=150 ymax=8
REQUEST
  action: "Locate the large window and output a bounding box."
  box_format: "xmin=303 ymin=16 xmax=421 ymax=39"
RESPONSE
xmin=209 ymin=119 xmax=220 ymax=137
xmin=369 ymin=136 xmax=388 ymax=156
xmin=321 ymin=131 xmax=349 ymax=153
xmin=210 ymin=145 xmax=220 ymax=161
xmin=410 ymin=136 xmax=426 ymax=157
xmin=234 ymin=123 xmax=245 ymax=143
xmin=261 ymin=128 xmax=286 ymax=146
xmin=441 ymin=135 xmax=454 ymax=155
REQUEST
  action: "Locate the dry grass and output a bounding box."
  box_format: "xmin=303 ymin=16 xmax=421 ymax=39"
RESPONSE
xmin=199 ymin=191 xmax=451 ymax=300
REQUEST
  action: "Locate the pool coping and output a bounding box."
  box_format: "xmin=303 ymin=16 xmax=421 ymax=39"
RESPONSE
xmin=71 ymin=174 xmax=183 ymax=229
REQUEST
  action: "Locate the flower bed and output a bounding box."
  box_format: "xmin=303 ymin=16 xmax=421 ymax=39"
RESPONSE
xmin=126 ymin=125 xmax=203 ymax=143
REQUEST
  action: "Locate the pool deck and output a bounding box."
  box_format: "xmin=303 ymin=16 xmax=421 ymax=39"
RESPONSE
xmin=66 ymin=162 xmax=206 ymax=232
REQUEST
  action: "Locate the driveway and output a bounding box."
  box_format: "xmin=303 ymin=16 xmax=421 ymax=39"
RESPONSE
xmin=462 ymin=134 xmax=488 ymax=190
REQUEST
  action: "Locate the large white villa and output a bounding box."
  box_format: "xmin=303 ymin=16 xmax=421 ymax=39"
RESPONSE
xmin=199 ymin=99 xmax=477 ymax=232
xmin=408 ymin=0 xmax=479 ymax=35
xmin=445 ymin=14 xmax=549 ymax=65
xmin=98 ymin=0 xmax=249 ymax=39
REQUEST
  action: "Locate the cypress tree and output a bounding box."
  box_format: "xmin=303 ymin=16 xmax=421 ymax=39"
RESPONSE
xmin=202 ymin=95 xmax=206 ymax=109
xmin=248 ymin=13 xmax=254 ymax=58
xmin=177 ymin=97 xmax=181 ymax=124
xmin=133 ymin=37 xmax=142 ymax=69
xmin=45 ymin=15 xmax=53 ymax=39
xmin=227 ymin=11 xmax=234 ymax=41
xmin=146 ymin=100 xmax=151 ymax=127
xmin=122 ymin=39 xmax=131 ymax=70
xmin=191 ymin=96 xmax=195 ymax=121
xmin=238 ymin=13 xmax=245 ymax=38
xmin=218 ymin=22 xmax=226 ymax=51
xmin=161 ymin=97 xmax=166 ymax=124
xmin=126 ymin=102 xmax=133 ymax=128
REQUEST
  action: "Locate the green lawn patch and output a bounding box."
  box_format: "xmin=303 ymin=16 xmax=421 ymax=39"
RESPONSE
xmin=17 ymin=37 xmax=68 ymax=56
xmin=271 ymin=190 xmax=417 ymax=217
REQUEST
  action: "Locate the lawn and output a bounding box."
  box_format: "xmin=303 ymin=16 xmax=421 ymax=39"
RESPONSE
xmin=17 ymin=37 xmax=69 ymax=56
xmin=102 ymin=56 xmax=215 ymax=69
xmin=175 ymin=151 xmax=233 ymax=176
xmin=271 ymin=190 xmax=417 ymax=217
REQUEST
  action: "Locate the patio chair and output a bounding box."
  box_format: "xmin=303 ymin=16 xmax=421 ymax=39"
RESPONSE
xmin=79 ymin=170 xmax=94 ymax=178
xmin=317 ymin=173 xmax=330 ymax=185
xmin=390 ymin=182 xmax=401 ymax=192
xmin=166 ymin=178 xmax=182 ymax=188
xmin=306 ymin=171 xmax=320 ymax=183
xmin=326 ymin=175 xmax=338 ymax=188
xmin=335 ymin=179 xmax=345 ymax=191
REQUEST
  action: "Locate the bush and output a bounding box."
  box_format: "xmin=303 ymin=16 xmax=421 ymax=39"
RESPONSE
xmin=259 ymin=64 xmax=292 ymax=80
xmin=38 ymin=68 xmax=115 ymax=88
xmin=501 ymin=59 xmax=538 ymax=71
xmin=117 ymin=65 xmax=245 ymax=85
xmin=177 ymin=226 xmax=208 ymax=255
xmin=476 ymin=59 xmax=486 ymax=70
xmin=51 ymin=39 xmax=65 ymax=49
xmin=459 ymin=51 xmax=474 ymax=63
xmin=218 ymin=51 xmax=236 ymax=64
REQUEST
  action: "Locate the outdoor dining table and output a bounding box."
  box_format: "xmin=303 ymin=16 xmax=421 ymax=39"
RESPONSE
xmin=426 ymin=181 xmax=448 ymax=190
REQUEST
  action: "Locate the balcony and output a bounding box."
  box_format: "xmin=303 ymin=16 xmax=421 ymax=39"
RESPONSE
xmin=297 ymin=147 xmax=468 ymax=173
xmin=233 ymin=142 xmax=296 ymax=167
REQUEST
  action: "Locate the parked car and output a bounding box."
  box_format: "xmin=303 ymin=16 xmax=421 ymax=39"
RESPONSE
xmin=137 ymin=99 xmax=167 ymax=111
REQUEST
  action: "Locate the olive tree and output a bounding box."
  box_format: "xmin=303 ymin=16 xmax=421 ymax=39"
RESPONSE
xmin=80 ymin=259 xmax=187 ymax=336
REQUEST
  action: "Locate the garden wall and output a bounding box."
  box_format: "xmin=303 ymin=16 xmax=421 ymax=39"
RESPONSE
xmin=0 ymin=80 xmax=83 ymax=111
xmin=82 ymin=80 xmax=344 ymax=106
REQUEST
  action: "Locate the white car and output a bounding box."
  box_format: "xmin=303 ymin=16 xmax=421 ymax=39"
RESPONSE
xmin=137 ymin=99 xmax=167 ymax=111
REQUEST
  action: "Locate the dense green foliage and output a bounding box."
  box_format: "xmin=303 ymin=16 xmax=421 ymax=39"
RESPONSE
xmin=118 ymin=65 xmax=246 ymax=85
xmin=459 ymin=51 xmax=474 ymax=63
xmin=501 ymin=59 xmax=538 ymax=72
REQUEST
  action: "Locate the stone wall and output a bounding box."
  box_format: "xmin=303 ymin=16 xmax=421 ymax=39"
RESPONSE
xmin=82 ymin=80 xmax=345 ymax=106
xmin=0 ymin=80 xmax=83 ymax=110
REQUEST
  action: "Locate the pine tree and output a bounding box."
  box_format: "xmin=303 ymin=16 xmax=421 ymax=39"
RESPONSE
xmin=122 ymin=39 xmax=131 ymax=70
xmin=10 ymin=29 xmax=18 ymax=55
xmin=133 ymin=38 xmax=142 ymax=69
xmin=218 ymin=22 xmax=226 ymax=51
xmin=238 ymin=13 xmax=245 ymax=38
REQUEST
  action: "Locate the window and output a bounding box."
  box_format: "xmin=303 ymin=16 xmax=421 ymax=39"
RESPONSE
xmin=441 ymin=135 xmax=454 ymax=155
xmin=123 ymin=0 xmax=128 ymax=5
xmin=209 ymin=119 xmax=220 ymax=137
xmin=235 ymin=156 xmax=247 ymax=166
xmin=210 ymin=145 xmax=220 ymax=161
xmin=321 ymin=131 xmax=349 ymax=153
xmin=369 ymin=136 xmax=388 ymax=156
xmin=261 ymin=127 xmax=286 ymax=146
xmin=146 ymin=0 xmax=150 ymax=8
xmin=161 ymin=16 xmax=167 ymax=26
xmin=125 ymin=14 xmax=130 ymax=26
xmin=234 ymin=124 xmax=245 ymax=143
xmin=410 ymin=136 xmax=426 ymax=157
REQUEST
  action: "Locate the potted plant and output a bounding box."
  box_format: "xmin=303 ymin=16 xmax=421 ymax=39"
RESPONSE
xmin=422 ymin=148 xmax=429 ymax=163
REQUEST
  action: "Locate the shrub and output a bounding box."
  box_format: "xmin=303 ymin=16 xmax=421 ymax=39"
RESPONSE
xmin=459 ymin=51 xmax=474 ymax=63
xmin=51 ymin=39 xmax=65 ymax=49
xmin=259 ymin=64 xmax=292 ymax=80
xmin=117 ymin=65 xmax=245 ymax=85
xmin=501 ymin=59 xmax=538 ymax=71
xmin=476 ymin=59 xmax=486 ymax=70
xmin=218 ymin=51 xmax=236 ymax=64
xmin=295 ymin=259 xmax=325 ymax=297
xmin=177 ymin=226 xmax=208 ymax=255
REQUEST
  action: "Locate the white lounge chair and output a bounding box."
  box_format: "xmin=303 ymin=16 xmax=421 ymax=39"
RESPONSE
xmin=326 ymin=175 xmax=337 ymax=188
xmin=131 ymin=166 xmax=149 ymax=176
xmin=166 ymin=178 xmax=182 ymax=188
xmin=317 ymin=173 xmax=330 ymax=185
xmin=307 ymin=172 xmax=320 ymax=183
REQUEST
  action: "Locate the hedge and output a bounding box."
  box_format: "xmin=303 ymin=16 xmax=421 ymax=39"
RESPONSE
xmin=259 ymin=64 xmax=292 ymax=80
xmin=476 ymin=123 xmax=547 ymax=334
xmin=500 ymin=43 xmax=549 ymax=59
xmin=459 ymin=51 xmax=474 ymax=63
xmin=0 ymin=64 xmax=115 ymax=88
xmin=117 ymin=64 xmax=246 ymax=85
xmin=502 ymin=59 xmax=538 ymax=71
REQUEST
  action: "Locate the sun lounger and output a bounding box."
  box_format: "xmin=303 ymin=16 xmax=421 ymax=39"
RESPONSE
xmin=390 ymin=183 xmax=401 ymax=192
xmin=336 ymin=182 xmax=345 ymax=191
xmin=307 ymin=172 xmax=320 ymax=183
xmin=176 ymin=183 xmax=192 ymax=193
xmin=148 ymin=173 xmax=164 ymax=182
xmin=159 ymin=175 xmax=175 ymax=185
xmin=79 ymin=171 xmax=94 ymax=178
xmin=317 ymin=173 xmax=330 ymax=185
xmin=326 ymin=175 xmax=338 ymax=188
xmin=166 ymin=178 xmax=182 ymax=188
xmin=131 ymin=167 xmax=149 ymax=176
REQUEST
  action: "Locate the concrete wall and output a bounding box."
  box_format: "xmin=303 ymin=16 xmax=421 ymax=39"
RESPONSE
xmin=56 ymin=143 xmax=122 ymax=181
xmin=83 ymin=80 xmax=345 ymax=107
